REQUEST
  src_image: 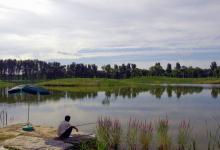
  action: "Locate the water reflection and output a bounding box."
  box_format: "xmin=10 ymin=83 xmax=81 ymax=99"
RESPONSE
xmin=211 ymin=88 xmax=220 ymax=98
xmin=0 ymin=109 xmax=8 ymax=127
xmin=0 ymin=84 xmax=220 ymax=149
xmin=0 ymin=85 xmax=220 ymax=105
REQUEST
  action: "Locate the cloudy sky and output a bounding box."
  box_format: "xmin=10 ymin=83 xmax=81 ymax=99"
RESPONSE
xmin=0 ymin=0 xmax=220 ymax=68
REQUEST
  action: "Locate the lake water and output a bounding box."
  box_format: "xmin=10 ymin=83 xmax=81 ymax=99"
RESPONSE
xmin=1 ymin=84 xmax=220 ymax=148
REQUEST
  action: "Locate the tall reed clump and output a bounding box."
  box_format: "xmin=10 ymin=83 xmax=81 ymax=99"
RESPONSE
xmin=206 ymin=123 xmax=220 ymax=150
xmin=96 ymin=117 xmax=112 ymax=150
xmin=177 ymin=120 xmax=192 ymax=150
xmin=126 ymin=118 xmax=139 ymax=150
xmin=156 ymin=118 xmax=171 ymax=150
xmin=139 ymin=121 xmax=153 ymax=150
xmin=96 ymin=117 xmax=122 ymax=150
xmin=110 ymin=119 xmax=122 ymax=149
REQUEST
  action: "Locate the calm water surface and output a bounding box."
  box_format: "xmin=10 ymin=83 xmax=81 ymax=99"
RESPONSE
xmin=0 ymin=85 xmax=220 ymax=148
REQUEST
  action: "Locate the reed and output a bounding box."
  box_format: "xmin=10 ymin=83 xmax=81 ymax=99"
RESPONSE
xmin=177 ymin=120 xmax=191 ymax=150
xmin=126 ymin=118 xmax=139 ymax=150
xmin=156 ymin=117 xmax=171 ymax=150
xmin=96 ymin=117 xmax=122 ymax=150
xmin=139 ymin=121 xmax=153 ymax=150
xmin=95 ymin=117 xmax=220 ymax=150
xmin=206 ymin=123 xmax=220 ymax=150
xmin=96 ymin=117 xmax=112 ymax=150
xmin=110 ymin=119 xmax=122 ymax=149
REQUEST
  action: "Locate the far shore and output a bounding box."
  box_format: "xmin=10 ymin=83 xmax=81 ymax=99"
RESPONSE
xmin=1 ymin=77 xmax=220 ymax=88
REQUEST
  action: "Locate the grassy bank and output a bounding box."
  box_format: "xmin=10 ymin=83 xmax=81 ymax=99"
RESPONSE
xmin=1 ymin=77 xmax=220 ymax=89
xmin=0 ymin=81 xmax=13 ymax=88
xmin=39 ymin=77 xmax=220 ymax=87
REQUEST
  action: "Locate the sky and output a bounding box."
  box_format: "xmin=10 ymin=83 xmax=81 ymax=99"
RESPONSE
xmin=0 ymin=0 xmax=220 ymax=69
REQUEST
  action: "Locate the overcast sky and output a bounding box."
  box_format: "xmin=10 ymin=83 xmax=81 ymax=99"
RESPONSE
xmin=0 ymin=0 xmax=220 ymax=68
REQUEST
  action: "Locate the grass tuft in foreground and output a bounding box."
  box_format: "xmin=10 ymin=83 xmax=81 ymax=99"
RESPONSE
xmin=95 ymin=117 xmax=220 ymax=150
xmin=177 ymin=120 xmax=192 ymax=150
xmin=156 ymin=117 xmax=171 ymax=150
xmin=206 ymin=122 xmax=220 ymax=150
xmin=96 ymin=117 xmax=122 ymax=150
xmin=139 ymin=121 xmax=153 ymax=150
xmin=126 ymin=118 xmax=139 ymax=150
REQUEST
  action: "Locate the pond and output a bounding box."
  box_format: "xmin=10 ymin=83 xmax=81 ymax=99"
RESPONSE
xmin=0 ymin=84 xmax=220 ymax=148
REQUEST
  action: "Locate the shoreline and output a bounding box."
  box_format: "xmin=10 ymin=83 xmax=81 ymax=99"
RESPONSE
xmin=0 ymin=124 xmax=95 ymax=150
xmin=1 ymin=77 xmax=220 ymax=88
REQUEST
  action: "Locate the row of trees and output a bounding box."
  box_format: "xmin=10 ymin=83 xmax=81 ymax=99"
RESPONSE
xmin=100 ymin=62 xmax=220 ymax=78
xmin=149 ymin=62 xmax=218 ymax=78
xmin=0 ymin=59 xmax=219 ymax=80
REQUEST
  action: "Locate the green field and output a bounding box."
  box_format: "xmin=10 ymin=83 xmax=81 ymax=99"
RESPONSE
xmin=1 ymin=77 xmax=220 ymax=89
xmin=0 ymin=80 xmax=13 ymax=87
xmin=39 ymin=77 xmax=220 ymax=87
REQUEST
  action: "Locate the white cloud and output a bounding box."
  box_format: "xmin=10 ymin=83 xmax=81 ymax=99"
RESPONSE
xmin=0 ymin=0 xmax=219 ymax=66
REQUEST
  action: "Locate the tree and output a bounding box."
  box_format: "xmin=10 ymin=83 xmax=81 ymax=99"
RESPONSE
xmin=102 ymin=64 xmax=112 ymax=78
xmin=149 ymin=63 xmax=164 ymax=76
xmin=113 ymin=64 xmax=119 ymax=79
xmin=175 ymin=62 xmax=181 ymax=70
xmin=210 ymin=61 xmax=217 ymax=71
xmin=166 ymin=63 xmax=172 ymax=77
xmin=210 ymin=61 xmax=217 ymax=77
xmin=217 ymin=67 xmax=220 ymax=77
xmin=126 ymin=63 xmax=131 ymax=78
xmin=119 ymin=64 xmax=127 ymax=79
xmin=0 ymin=59 xmax=219 ymax=80
xmin=67 ymin=62 xmax=76 ymax=77
xmin=91 ymin=64 xmax=98 ymax=77
xmin=174 ymin=62 xmax=181 ymax=77
xmin=181 ymin=66 xmax=187 ymax=78
xmin=131 ymin=64 xmax=137 ymax=77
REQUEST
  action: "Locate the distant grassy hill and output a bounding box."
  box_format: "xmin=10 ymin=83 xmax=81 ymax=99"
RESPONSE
xmin=39 ymin=77 xmax=220 ymax=87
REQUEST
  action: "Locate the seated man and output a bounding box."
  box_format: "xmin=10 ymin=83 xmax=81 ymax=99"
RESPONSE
xmin=57 ymin=115 xmax=78 ymax=139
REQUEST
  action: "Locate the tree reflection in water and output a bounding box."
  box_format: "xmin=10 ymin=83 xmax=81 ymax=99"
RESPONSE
xmin=0 ymin=85 xmax=220 ymax=106
xmin=211 ymin=88 xmax=220 ymax=99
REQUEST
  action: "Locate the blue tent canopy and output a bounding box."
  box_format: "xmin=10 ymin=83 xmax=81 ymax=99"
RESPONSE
xmin=8 ymin=84 xmax=50 ymax=95
xmin=7 ymin=84 xmax=50 ymax=131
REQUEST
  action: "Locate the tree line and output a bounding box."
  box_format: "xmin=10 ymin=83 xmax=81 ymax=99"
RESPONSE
xmin=0 ymin=59 xmax=219 ymax=80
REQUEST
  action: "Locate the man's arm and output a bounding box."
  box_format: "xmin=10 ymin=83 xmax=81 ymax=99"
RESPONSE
xmin=71 ymin=126 xmax=78 ymax=132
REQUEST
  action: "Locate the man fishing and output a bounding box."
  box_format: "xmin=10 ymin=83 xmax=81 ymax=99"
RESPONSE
xmin=57 ymin=115 xmax=79 ymax=139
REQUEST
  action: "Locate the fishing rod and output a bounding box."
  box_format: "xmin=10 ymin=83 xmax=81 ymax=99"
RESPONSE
xmin=70 ymin=133 xmax=95 ymax=139
xmin=75 ymin=122 xmax=96 ymax=127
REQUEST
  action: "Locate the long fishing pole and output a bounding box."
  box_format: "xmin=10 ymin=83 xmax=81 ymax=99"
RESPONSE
xmin=75 ymin=122 xmax=96 ymax=127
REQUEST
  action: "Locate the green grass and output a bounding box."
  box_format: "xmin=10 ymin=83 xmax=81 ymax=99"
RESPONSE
xmin=125 ymin=76 xmax=220 ymax=84
xmin=39 ymin=78 xmax=129 ymax=87
xmin=1 ymin=77 xmax=220 ymax=89
xmin=39 ymin=77 xmax=220 ymax=87
xmin=0 ymin=80 xmax=13 ymax=88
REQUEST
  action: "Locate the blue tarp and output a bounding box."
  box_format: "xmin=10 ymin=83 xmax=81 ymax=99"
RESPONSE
xmin=8 ymin=84 xmax=50 ymax=95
